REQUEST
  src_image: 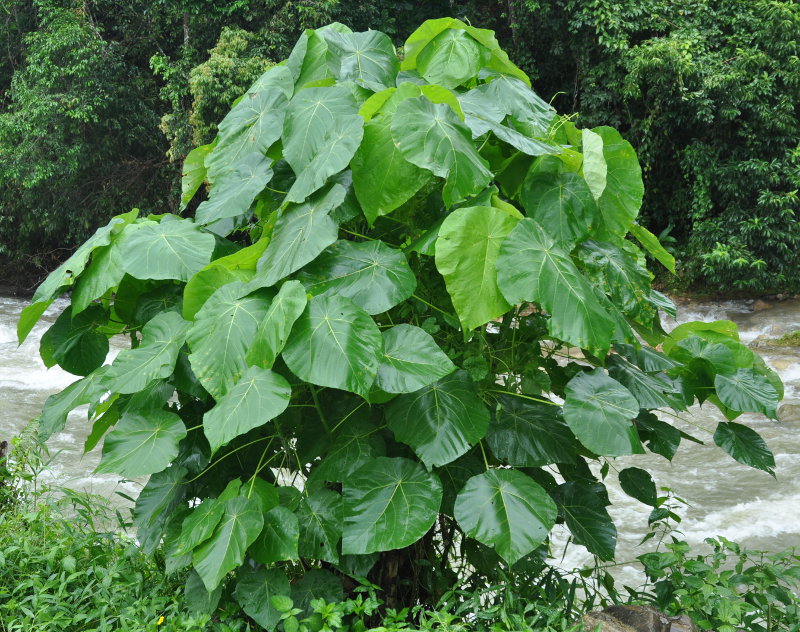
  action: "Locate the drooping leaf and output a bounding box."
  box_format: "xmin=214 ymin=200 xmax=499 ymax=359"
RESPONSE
xmin=375 ymin=324 xmax=455 ymax=393
xmin=181 ymin=142 xmax=214 ymax=210
xmin=178 ymin=497 xmax=225 ymax=555
xmin=480 ymin=74 xmax=553 ymax=137
xmin=342 ymin=457 xmax=442 ymax=554
xmin=497 ymin=219 xmax=615 ymax=351
xmin=323 ymin=29 xmax=399 ymax=91
xmin=251 ymin=506 xmax=300 ymax=564
xmin=296 ymin=489 xmax=342 ymax=563
xmin=455 ymin=469 xmax=557 ymax=565
xmin=519 ymin=172 xmax=597 ymax=248
xmin=119 ymin=218 xmax=215 ymax=282
xmin=552 ymin=482 xmax=616 ymax=561
xmin=195 ymin=153 xmax=273 ymax=229
xmin=435 ymin=206 xmax=519 ymax=332
xmin=17 ymin=300 xmax=52 ymax=345
xmin=184 ymin=569 xmax=222 ymax=615
xmin=282 ymin=295 xmax=382 ymax=398
xmin=96 ymin=409 xmax=187 ymax=478
xmin=38 ymin=366 xmax=110 ymax=441
xmin=618 ymin=467 xmax=657 ymax=506
xmin=187 ymin=283 xmax=272 ymax=399
xmin=714 ymin=422 xmax=775 ymax=476
xmin=635 ymin=412 xmax=682 ymax=461
xmin=246 ymin=280 xmax=308 ymax=369
xmin=254 ymin=182 xmax=346 ymax=287
xmin=193 ymin=496 xmax=265 ymax=591
xmin=715 ymin=369 xmax=779 ymax=418
xmin=392 ymin=96 xmax=492 ymax=207
xmin=385 ymin=370 xmax=489 ymax=468
xmin=103 ymin=311 xmax=190 ymax=395
xmin=486 ymin=394 xmax=576 ymax=466
xmin=581 ymin=128 xmax=607 ymax=200
xmin=299 ymin=240 xmax=416 ymax=315
xmin=606 ymin=355 xmax=685 ymax=411
xmin=233 ymin=567 xmax=290 ymax=631
xmin=629 ymin=224 xmax=675 ymax=274
xmin=562 ymin=369 xmax=643 ymax=456
xmin=133 ymin=466 xmax=187 ymax=533
xmin=45 ymin=305 xmax=109 ymax=376
xmin=593 ymin=126 xmax=643 ymax=239
xmin=416 ymin=28 xmax=485 ymax=89
xmin=203 ymin=366 xmax=290 ymax=454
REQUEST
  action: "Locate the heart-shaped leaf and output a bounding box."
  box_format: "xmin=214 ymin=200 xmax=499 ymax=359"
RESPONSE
xmin=376 ymin=324 xmax=455 ymax=394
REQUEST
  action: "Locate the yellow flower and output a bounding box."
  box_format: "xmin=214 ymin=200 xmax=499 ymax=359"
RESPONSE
xmin=157 ymin=615 xmax=165 ymax=626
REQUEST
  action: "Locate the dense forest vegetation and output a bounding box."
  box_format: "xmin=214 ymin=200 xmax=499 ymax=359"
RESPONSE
xmin=1 ymin=0 xmax=799 ymax=293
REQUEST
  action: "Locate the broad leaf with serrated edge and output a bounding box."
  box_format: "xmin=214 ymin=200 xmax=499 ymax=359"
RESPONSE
xmin=553 ymin=482 xmax=616 ymax=560
xmin=455 ymin=469 xmax=557 ymax=565
xmin=203 ymin=366 xmax=290 ymax=454
xmin=296 ymin=489 xmax=342 ymax=563
xmin=323 ymin=29 xmax=399 ymax=91
xmin=251 ymin=506 xmax=299 ymax=564
xmin=376 ymin=324 xmax=455 ymax=394
xmin=562 ymin=369 xmax=642 ymax=456
xmin=299 ymin=240 xmax=416 ymax=315
xmin=187 ymin=283 xmax=272 ymax=399
xmin=714 ymin=422 xmax=775 ymax=475
xmin=343 ymin=457 xmax=442 ymax=554
xmin=283 ymin=295 xmax=382 ymax=398
xmin=385 ymin=370 xmax=489 ymax=468
xmin=193 ymin=496 xmax=264 ymax=591
xmin=436 ymin=206 xmax=518 ymax=332
xmin=234 ymin=567 xmax=290 ymax=631
xmin=392 ymin=96 xmax=492 ymax=207
xmin=255 ymin=182 xmax=346 ymax=287
xmin=103 ymin=311 xmax=190 ymax=395
xmin=486 ymin=394 xmax=576 ymax=466
xmin=246 ymin=280 xmax=307 ymax=369
xmin=519 ymin=172 xmax=596 ymax=247
xmin=497 ymin=219 xmax=614 ymax=351
xmin=96 ymin=409 xmax=187 ymax=477
xmin=119 ymin=218 xmax=215 ymax=282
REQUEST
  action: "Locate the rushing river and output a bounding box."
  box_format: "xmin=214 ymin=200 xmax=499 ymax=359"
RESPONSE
xmin=1 ymin=295 xmax=798 ymax=584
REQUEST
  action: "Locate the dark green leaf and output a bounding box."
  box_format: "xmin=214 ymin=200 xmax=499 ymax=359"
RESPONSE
xmin=552 ymin=481 xmax=617 ymax=561
xmin=635 ymin=412 xmax=682 ymax=461
xmin=619 ymin=467 xmax=657 ymax=506
xmin=46 ymin=305 xmax=108 ymax=376
xmin=180 ymin=142 xmax=214 ymax=210
xmin=296 ymin=489 xmax=342 ymax=563
xmin=178 ymin=497 xmax=225 ymax=555
xmin=290 ymin=570 xmax=343 ymax=617
xmin=311 ymin=413 xmax=385 ymax=483
xmin=714 ymin=422 xmax=775 ymax=475
xmin=234 ymin=566 xmax=290 ymax=631
xmin=251 ymin=506 xmax=299 ymax=564
xmin=606 ymin=355 xmax=685 ymax=411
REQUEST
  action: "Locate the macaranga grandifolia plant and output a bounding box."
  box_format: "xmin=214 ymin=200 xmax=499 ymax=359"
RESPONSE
xmin=18 ymin=17 xmax=783 ymax=625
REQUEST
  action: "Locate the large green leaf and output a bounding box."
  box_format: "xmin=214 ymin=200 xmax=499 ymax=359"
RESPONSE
xmin=311 ymin=413 xmax=385 ymax=483
xmin=282 ymin=295 xmax=382 ymax=398
xmin=435 ymin=206 xmax=519 ymax=332
xmin=187 ymin=283 xmax=272 ymax=399
xmin=323 ymin=29 xmax=399 ymax=91
xmin=593 ymin=126 xmax=643 ymax=239
xmin=635 ymin=412 xmax=682 ymax=461
xmin=193 ymin=496 xmax=264 ymax=591
xmin=38 ymin=366 xmax=110 ymax=441
xmin=195 ymin=153 xmax=273 ymax=229
xmin=119 ymin=217 xmax=215 ymax=282
xmin=392 ymin=96 xmax=492 ymax=207
xmin=715 ymin=369 xmax=779 ymax=418
xmin=454 ymin=469 xmax=557 ymax=565
xmin=606 ymin=355 xmax=685 ymax=411
xmin=562 ymin=369 xmax=643 ymax=456
xmin=416 ymin=28 xmax=485 ymax=89
xmin=351 ymin=84 xmax=432 ymax=224
xmin=581 ymin=128 xmax=607 ymax=200
xmin=45 ymin=305 xmax=109 ymax=376
xmin=203 ymin=366 xmax=291 ymax=454
xmin=96 ymin=409 xmax=187 ymax=478
xmin=481 ymin=74 xmax=553 ymax=137
xmin=246 ymin=280 xmax=307 ymax=369
xmin=251 ymin=506 xmax=300 ymax=564
xmin=290 ymin=569 xmax=343 ymax=616
xmin=296 ymin=489 xmax=342 ymax=564
xmin=178 ymin=497 xmax=225 ymax=555
xmin=385 ymin=370 xmax=489 ymax=468
xmin=205 ymin=76 xmax=290 ymax=182
xmin=342 ymin=457 xmax=442 ymax=554
xmin=234 ymin=567 xmax=290 ymax=631
xmin=519 ymin=172 xmax=597 ymax=248
xmin=552 ymin=482 xmax=616 ymax=561
xmin=618 ymin=467 xmax=657 ymax=507
xmin=714 ymin=422 xmax=775 ymax=475
xmin=133 ymin=466 xmax=188 ymax=533
xmin=497 ymin=219 xmax=615 ymax=350
xmin=486 ymin=394 xmax=576 ymax=466
xmin=629 ymin=224 xmax=676 ymax=274
xmin=376 ymin=324 xmax=455 ymax=394
xmin=180 ymin=142 xmax=214 ymax=210
xmin=254 ymin=182 xmax=346 ymax=287
xmin=103 ymin=311 xmax=190 ymax=395
xmin=298 ymin=240 xmax=416 ymax=315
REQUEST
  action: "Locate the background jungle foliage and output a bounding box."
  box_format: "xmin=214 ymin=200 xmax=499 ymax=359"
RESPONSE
xmin=1 ymin=0 xmax=799 ymax=293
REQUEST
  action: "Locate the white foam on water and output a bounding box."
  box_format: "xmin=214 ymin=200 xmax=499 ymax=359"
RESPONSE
xmin=682 ymin=494 xmax=800 ymax=542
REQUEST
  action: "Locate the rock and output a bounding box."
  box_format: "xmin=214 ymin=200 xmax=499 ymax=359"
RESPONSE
xmin=583 ymin=611 xmax=639 ymax=632
xmin=667 ymin=614 xmax=699 ymax=632
xmin=752 ymin=299 xmax=773 ymax=311
xmin=778 ymin=403 xmax=800 ymax=423
xmin=583 ymin=606 xmax=700 ymax=632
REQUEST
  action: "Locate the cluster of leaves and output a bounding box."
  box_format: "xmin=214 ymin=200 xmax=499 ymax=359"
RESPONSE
xmin=20 ymin=17 xmax=784 ymax=623
xmin=638 ymin=537 xmax=800 ymax=632
xmin=501 ymin=0 xmax=800 ymax=292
